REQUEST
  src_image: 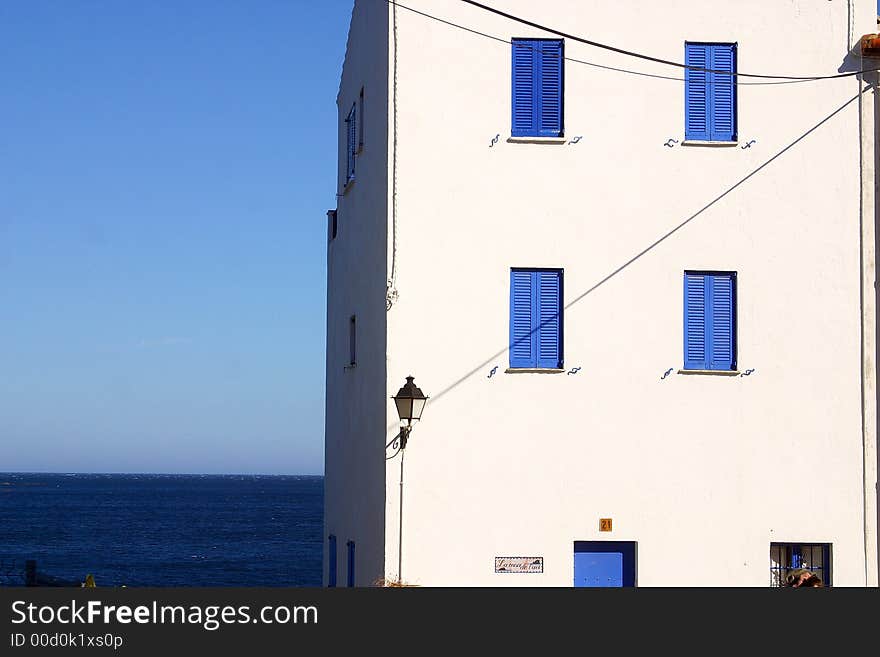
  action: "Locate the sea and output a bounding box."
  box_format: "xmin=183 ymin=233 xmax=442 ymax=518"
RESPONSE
xmin=0 ymin=473 xmax=323 ymax=587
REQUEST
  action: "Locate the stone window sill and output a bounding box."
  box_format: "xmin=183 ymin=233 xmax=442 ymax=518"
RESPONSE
xmin=505 ymin=368 xmax=566 ymax=374
xmin=677 ymin=369 xmax=740 ymax=376
xmin=680 ymin=140 xmax=738 ymax=147
xmin=506 ymin=136 xmax=567 ymax=145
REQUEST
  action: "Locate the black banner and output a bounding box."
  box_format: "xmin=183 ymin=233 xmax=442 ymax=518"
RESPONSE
xmin=1 ymin=586 xmax=875 ymax=654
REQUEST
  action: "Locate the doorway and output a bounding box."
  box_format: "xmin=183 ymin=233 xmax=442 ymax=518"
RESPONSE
xmin=573 ymin=541 xmax=636 ymax=587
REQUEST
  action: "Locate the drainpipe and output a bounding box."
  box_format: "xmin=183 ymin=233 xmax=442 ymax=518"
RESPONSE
xmin=858 ymin=27 xmax=880 ymax=588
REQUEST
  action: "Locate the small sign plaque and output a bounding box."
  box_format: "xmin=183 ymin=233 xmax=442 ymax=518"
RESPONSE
xmin=495 ymin=557 xmax=543 ymax=574
xmin=599 ymin=518 xmax=613 ymax=532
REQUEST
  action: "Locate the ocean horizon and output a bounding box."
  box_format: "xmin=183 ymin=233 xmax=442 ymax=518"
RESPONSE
xmin=0 ymin=473 xmax=324 ymax=587
xmin=1 ymin=471 xmax=324 ymax=476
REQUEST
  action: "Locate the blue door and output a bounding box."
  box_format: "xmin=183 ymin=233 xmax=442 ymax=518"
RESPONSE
xmin=573 ymin=541 xmax=636 ymax=587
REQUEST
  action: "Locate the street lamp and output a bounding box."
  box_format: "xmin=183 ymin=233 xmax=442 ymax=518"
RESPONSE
xmin=393 ymin=376 xmax=428 ymax=443
xmin=390 ymin=376 xmax=428 ymax=584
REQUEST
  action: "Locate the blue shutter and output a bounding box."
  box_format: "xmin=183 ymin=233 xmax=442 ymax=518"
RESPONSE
xmin=344 ymin=114 xmax=350 ymax=182
xmin=346 ymin=541 xmax=355 ymax=587
xmin=346 ymin=106 xmax=356 ymax=182
xmin=538 ymin=40 xmax=563 ymax=137
xmin=346 ymin=106 xmax=356 ymax=181
xmin=328 ymin=535 xmax=337 ymax=587
xmin=709 ymin=45 xmax=736 ymax=141
xmin=708 ymin=273 xmax=735 ymax=370
xmin=510 ymin=269 xmax=562 ymax=369
xmin=684 ymin=272 xmax=736 ymax=371
xmin=685 ymin=44 xmax=709 ymax=141
xmin=510 ymin=269 xmax=536 ymax=367
xmin=536 ymin=270 xmax=562 ymax=368
xmin=684 ymin=273 xmax=707 ymax=370
xmin=512 ymin=40 xmax=536 ymax=136
xmin=349 ymin=315 xmax=356 ymax=367
xmin=686 ymin=43 xmax=736 ymax=142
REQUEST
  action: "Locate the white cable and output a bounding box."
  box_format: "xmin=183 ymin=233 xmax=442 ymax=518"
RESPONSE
xmin=386 ymin=0 xmax=400 ymax=311
xmin=849 ymin=0 xmax=855 ymax=52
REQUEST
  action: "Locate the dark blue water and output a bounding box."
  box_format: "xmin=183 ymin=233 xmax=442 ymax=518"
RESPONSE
xmin=0 ymin=473 xmax=323 ymax=587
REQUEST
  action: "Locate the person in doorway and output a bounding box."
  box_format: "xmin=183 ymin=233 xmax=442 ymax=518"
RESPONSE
xmin=784 ymin=568 xmax=823 ymax=587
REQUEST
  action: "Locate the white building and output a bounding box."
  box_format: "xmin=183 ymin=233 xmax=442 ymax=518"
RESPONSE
xmin=324 ymin=0 xmax=880 ymax=587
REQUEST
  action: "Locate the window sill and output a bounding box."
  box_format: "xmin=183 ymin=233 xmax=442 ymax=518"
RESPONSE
xmin=506 ymin=136 xmax=567 ymax=145
xmin=680 ymin=140 xmax=739 ymax=147
xmin=505 ymin=368 xmax=566 ymax=374
xmin=677 ymin=369 xmax=740 ymax=376
xmin=342 ymin=178 xmax=355 ymax=194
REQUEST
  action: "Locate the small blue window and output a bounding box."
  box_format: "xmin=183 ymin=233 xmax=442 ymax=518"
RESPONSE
xmin=512 ymin=39 xmax=563 ymax=137
xmin=346 ymin=540 xmax=355 ymax=587
xmin=345 ymin=104 xmax=356 ymax=184
xmin=349 ymin=315 xmax=357 ymax=368
xmin=684 ymin=271 xmax=736 ymax=371
xmin=770 ymin=543 xmax=831 ymax=587
xmin=510 ymin=268 xmax=563 ymax=369
xmin=685 ymin=43 xmax=737 ymax=142
xmin=328 ymin=535 xmax=337 ymax=587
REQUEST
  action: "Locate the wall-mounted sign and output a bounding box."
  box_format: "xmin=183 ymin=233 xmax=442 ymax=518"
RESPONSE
xmin=599 ymin=518 xmax=613 ymax=532
xmin=495 ymin=557 xmax=543 ymax=573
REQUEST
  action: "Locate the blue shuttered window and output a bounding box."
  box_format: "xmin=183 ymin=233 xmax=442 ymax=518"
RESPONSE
xmin=512 ymin=39 xmax=563 ymax=137
xmin=345 ymin=104 xmax=356 ymax=184
xmin=346 ymin=541 xmax=355 ymax=587
xmin=328 ymin=535 xmax=337 ymax=587
xmin=349 ymin=315 xmax=357 ymax=367
xmin=510 ymin=269 xmax=563 ymax=369
xmin=683 ymin=272 xmax=736 ymax=371
xmin=358 ymin=87 xmax=364 ymax=151
xmin=685 ymin=43 xmax=737 ymax=142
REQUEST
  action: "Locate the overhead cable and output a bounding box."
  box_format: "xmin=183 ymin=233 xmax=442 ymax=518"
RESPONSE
xmin=386 ymin=1 xmax=832 ymax=86
xmin=458 ymin=0 xmax=879 ymax=81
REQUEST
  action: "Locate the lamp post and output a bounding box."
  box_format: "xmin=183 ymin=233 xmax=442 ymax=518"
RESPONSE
xmin=390 ymin=376 xmax=428 ymax=584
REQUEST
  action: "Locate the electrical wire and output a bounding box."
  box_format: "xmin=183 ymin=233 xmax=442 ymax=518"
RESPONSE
xmin=386 ymin=1 xmax=851 ymax=86
xmin=389 ymin=0 xmax=681 ymax=82
xmin=458 ymin=0 xmax=879 ymax=81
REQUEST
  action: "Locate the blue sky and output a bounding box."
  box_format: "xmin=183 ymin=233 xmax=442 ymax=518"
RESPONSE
xmin=2 ymin=2 xmax=877 ymax=476
xmin=0 ymin=1 xmax=354 ymax=474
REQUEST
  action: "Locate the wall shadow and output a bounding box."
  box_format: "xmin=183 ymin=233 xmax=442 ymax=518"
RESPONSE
xmin=400 ymin=89 xmax=867 ymax=427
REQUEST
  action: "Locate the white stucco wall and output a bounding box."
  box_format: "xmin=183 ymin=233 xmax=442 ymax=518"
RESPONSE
xmin=375 ymin=0 xmax=879 ymax=586
xmin=323 ymin=0 xmax=389 ymax=586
